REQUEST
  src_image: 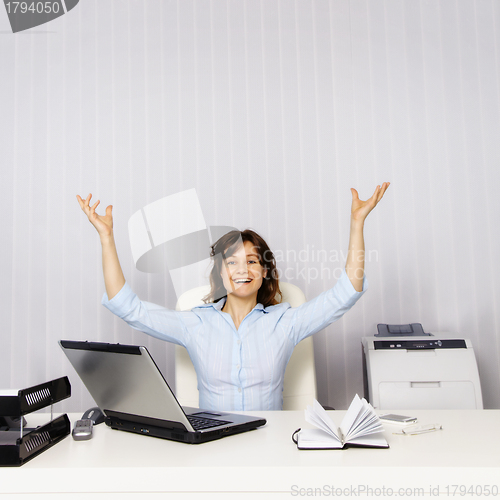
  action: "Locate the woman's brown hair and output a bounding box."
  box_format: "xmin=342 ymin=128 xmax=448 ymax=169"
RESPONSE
xmin=203 ymin=229 xmax=281 ymax=307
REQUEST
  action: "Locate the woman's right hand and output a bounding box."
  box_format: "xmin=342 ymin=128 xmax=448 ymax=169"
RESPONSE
xmin=76 ymin=194 xmax=113 ymax=238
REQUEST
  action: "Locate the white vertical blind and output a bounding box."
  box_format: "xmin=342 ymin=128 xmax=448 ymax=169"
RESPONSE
xmin=0 ymin=0 xmax=499 ymax=411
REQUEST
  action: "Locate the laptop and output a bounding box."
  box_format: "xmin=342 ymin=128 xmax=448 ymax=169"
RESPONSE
xmin=59 ymin=340 xmax=266 ymax=444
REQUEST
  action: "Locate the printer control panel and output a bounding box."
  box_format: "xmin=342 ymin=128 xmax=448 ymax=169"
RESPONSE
xmin=374 ymin=339 xmax=467 ymax=350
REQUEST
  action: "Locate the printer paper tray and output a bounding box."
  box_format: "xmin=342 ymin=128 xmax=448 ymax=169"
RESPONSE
xmin=379 ymin=381 xmax=478 ymax=410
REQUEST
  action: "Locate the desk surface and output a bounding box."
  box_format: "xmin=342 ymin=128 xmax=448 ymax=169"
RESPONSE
xmin=1 ymin=410 xmax=500 ymax=498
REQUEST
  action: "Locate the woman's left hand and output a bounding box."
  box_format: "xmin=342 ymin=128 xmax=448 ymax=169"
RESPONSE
xmin=350 ymin=182 xmax=390 ymax=223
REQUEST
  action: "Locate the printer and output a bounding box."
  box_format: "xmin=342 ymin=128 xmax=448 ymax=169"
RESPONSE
xmin=362 ymin=324 xmax=483 ymax=410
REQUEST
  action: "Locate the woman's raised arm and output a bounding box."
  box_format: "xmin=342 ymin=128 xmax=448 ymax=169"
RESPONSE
xmin=345 ymin=183 xmax=390 ymax=292
xmin=77 ymin=194 xmax=125 ymax=300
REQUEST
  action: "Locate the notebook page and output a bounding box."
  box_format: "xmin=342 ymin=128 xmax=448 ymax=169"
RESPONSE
xmin=346 ymin=432 xmax=388 ymax=448
xmin=346 ymin=407 xmax=383 ymax=439
xmin=298 ymin=428 xmax=342 ymax=449
xmin=339 ymin=394 xmax=363 ymax=438
xmin=342 ymin=396 xmax=383 ymax=441
xmin=347 ymin=416 xmax=384 ymax=440
xmin=305 ymin=399 xmax=340 ymax=439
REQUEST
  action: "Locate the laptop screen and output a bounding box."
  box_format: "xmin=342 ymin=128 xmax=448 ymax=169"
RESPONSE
xmin=59 ymin=341 xmax=191 ymax=427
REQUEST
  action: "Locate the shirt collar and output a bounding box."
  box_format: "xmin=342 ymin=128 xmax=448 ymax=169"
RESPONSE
xmin=194 ymin=297 xmax=269 ymax=313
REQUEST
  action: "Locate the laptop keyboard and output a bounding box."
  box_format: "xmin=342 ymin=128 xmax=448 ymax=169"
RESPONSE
xmin=187 ymin=415 xmax=232 ymax=431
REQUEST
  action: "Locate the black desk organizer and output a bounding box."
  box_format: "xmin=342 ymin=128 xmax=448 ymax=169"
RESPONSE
xmin=0 ymin=377 xmax=71 ymax=466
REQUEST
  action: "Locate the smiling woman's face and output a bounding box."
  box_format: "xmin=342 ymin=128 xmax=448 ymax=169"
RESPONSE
xmin=220 ymin=241 xmax=267 ymax=299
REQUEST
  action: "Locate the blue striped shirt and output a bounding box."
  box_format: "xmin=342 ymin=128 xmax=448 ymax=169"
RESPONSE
xmin=101 ymin=269 xmax=367 ymax=411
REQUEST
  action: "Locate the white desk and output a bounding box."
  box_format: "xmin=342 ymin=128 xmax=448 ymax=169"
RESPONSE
xmin=1 ymin=410 xmax=499 ymax=498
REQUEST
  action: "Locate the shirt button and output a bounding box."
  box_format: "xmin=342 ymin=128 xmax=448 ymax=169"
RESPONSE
xmin=238 ymin=388 xmax=242 ymax=393
xmin=236 ymin=364 xmax=240 ymax=369
xmin=237 ymin=340 xmax=241 ymax=345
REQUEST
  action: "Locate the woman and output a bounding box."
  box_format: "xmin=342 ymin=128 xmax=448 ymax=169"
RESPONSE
xmin=76 ymin=183 xmax=389 ymax=411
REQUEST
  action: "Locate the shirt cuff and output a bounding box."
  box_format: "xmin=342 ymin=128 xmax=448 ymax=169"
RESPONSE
xmin=336 ymin=268 xmax=368 ymax=307
xmin=101 ymin=282 xmax=136 ymax=318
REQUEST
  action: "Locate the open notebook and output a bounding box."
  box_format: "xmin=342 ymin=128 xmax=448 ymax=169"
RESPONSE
xmin=295 ymin=394 xmax=389 ymax=449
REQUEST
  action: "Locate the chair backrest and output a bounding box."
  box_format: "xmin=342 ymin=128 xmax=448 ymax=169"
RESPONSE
xmin=175 ymin=282 xmax=317 ymax=410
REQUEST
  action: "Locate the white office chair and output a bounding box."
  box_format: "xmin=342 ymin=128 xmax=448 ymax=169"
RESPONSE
xmin=175 ymin=282 xmax=317 ymax=410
